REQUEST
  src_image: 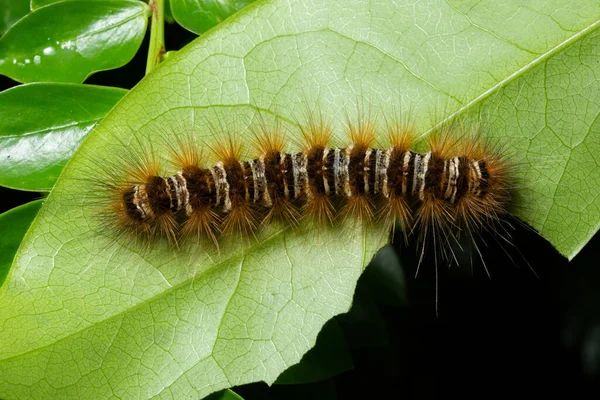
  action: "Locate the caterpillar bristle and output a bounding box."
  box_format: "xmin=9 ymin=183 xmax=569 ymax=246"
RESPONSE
xmin=220 ymin=201 xmax=261 ymax=239
xmin=298 ymin=107 xmax=333 ymax=151
xmin=263 ymin=199 xmax=301 ymax=230
xmin=342 ymin=195 xmax=376 ymax=223
xmin=127 ymin=150 xmax=161 ymax=184
xmin=169 ymin=133 xmax=205 ymax=170
xmin=302 ymin=192 xmax=336 ymax=227
xmin=383 ymin=109 xmax=415 ymax=150
xmin=428 ymin=120 xmax=464 ymax=160
xmin=209 ymin=136 xmax=244 ymax=166
xmin=379 ymin=194 xmax=412 ymax=242
xmin=345 ymin=111 xmax=377 ymax=150
xmin=154 ymin=213 xmax=179 ymax=247
xmin=90 ymin=105 xmax=520 ymax=273
xmin=250 ymin=114 xmax=287 ymax=155
xmin=181 ymin=208 xmax=221 ymax=250
xmin=413 ymin=196 xmax=456 ymax=266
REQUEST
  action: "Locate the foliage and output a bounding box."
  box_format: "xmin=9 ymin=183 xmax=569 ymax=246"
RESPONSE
xmin=0 ymin=0 xmax=599 ymax=399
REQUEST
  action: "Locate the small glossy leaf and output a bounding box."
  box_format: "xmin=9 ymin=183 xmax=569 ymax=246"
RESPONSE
xmin=337 ymin=288 xmax=389 ymax=349
xmin=165 ymin=0 xmax=174 ymax=21
xmin=0 ymin=0 xmax=151 ymax=83
xmin=0 ymin=0 xmax=29 ymax=35
xmin=0 ymin=200 xmax=43 ymax=287
xmin=171 ymin=0 xmax=256 ymax=34
xmin=361 ymin=245 xmax=406 ymax=307
xmin=275 ymin=320 xmax=353 ymax=385
xmin=30 ymin=0 xmax=59 ymax=9
xmin=0 ymin=1 xmax=599 ymax=399
xmin=0 ymin=83 xmax=127 ymax=191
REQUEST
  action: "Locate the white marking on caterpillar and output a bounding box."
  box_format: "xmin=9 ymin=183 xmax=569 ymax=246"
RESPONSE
xmin=168 ymin=176 xmax=180 ymax=211
xmin=418 ymin=152 xmax=431 ymax=201
xmin=374 ymin=149 xmax=385 ymax=195
xmin=402 ymin=150 xmax=412 ymax=196
xmin=164 ymin=177 xmax=174 ymax=210
xmin=333 ymin=148 xmax=343 ymax=195
xmin=176 ymin=172 xmax=192 ymax=216
xmin=472 ymin=160 xmax=482 ymax=196
xmin=213 ymin=162 xmax=231 ymax=212
xmin=134 ymin=185 xmax=153 ymax=219
xmin=257 ymin=155 xmax=271 ymax=207
xmin=322 ymin=147 xmax=330 ymax=195
xmin=411 ymin=153 xmax=421 ymax=196
xmin=382 ymin=148 xmax=392 ymax=198
xmin=292 ymin=152 xmax=307 ymax=200
xmin=281 ymin=153 xmax=290 ymax=200
xmin=344 ymin=145 xmax=354 ymax=197
xmin=447 ymin=157 xmax=459 ymax=204
xmin=249 ymin=159 xmax=259 ymax=203
xmin=240 ymin=161 xmax=250 ymax=202
xmin=364 ymin=148 xmax=372 ymax=193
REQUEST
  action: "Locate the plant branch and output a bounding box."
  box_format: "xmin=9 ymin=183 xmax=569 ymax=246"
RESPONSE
xmin=146 ymin=0 xmax=165 ymax=75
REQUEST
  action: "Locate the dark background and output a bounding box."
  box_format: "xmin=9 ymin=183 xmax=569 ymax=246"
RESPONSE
xmin=1 ymin=21 xmax=599 ymax=399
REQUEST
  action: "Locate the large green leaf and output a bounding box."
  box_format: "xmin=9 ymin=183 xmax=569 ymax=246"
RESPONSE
xmin=0 ymin=0 xmax=150 ymax=83
xmin=171 ymin=0 xmax=256 ymax=34
xmin=0 ymin=0 xmax=599 ymax=398
xmin=0 ymin=83 xmax=127 ymax=191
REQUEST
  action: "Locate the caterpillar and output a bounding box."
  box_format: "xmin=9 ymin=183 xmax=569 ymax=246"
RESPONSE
xmin=95 ymin=112 xmax=514 ymax=267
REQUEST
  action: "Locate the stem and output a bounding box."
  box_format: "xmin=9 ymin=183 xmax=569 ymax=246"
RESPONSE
xmin=145 ymin=0 xmax=165 ymax=75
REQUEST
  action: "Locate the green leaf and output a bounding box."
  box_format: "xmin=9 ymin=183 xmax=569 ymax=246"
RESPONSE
xmin=0 ymin=0 xmax=151 ymax=83
xmin=275 ymin=320 xmax=353 ymax=385
xmin=171 ymin=0 xmax=256 ymax=34
xmin=0 ymin=83 xmax=127 ymax=191
xmin=29 ymin=0 xmax=129 ymax=9
xmin=0 ymin=0 xmax=599 ymax=398
xmin=165 ymin=0 xmax=174 ymax=22
xmin=0 ymin=0 xmax=29 ymax=35
xmin=30 ymin=0 xmax=71 ymax=9
xmin=30 ymin=0 xmax=59 ymax=9
xmin=28 ymin=0 xmax=172 ymax=25
xmin=360 ymin=245 xmax=406 ymax=307
xmin=336 ymin=288 xmax=388 ymax=349
xmin=0 ymin=200 xmax=43 ymax=287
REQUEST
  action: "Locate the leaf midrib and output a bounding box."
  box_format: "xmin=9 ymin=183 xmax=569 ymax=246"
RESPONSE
xmin=71 ymin=3 xmax=146 ymax=41
xmin=422 ymin=16 xmax=600 ymax=137
xmin=0 ymin=225 xmax=290 ymax=363
xmin=0 ymin=119 xmax=100 ymax=140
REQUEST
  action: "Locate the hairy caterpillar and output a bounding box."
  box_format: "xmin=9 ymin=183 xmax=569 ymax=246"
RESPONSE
xmin=92 ymin=110 xmax=515 ymax=268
